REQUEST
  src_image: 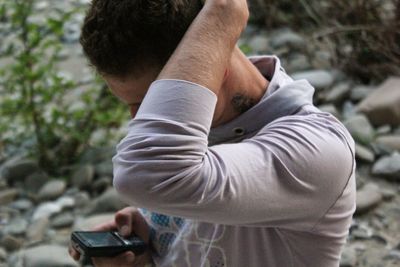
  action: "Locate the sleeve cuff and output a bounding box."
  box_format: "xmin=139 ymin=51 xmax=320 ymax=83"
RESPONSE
xmin=135 ymin=79 xmax=218 ymax=130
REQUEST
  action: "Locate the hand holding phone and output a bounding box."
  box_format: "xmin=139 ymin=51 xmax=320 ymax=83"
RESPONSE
xmin=71 ymin=231 xmax=147 ymax=258
xmin=69 ymin=207 xmax=153 ymax=266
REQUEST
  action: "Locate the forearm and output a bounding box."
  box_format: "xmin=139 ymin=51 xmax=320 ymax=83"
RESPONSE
xmin=157 ymin=1 xmax=249 ymax=94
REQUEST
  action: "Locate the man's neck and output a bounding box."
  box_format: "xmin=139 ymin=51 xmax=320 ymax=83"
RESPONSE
xmin=212 ymin=47 xmax=269 ymax=127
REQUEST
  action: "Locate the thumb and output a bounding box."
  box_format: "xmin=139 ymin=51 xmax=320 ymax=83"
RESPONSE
xmin=115 ymin=212 xmax=132 ymax=237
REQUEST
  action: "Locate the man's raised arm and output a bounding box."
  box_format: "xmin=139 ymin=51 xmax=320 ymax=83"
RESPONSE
xmin=157 ymin=0 xmax=249 ymax=94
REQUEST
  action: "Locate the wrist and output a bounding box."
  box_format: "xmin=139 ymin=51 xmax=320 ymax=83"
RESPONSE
xmin=203 ymin=0 xmax=249 ymax=33
xmin=198 ymin=6 xmax=246 ymax=50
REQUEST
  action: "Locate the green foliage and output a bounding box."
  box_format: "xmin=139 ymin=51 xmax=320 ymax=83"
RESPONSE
xmin=239 ymin=44 xmax=254 ymax=55
xmin=0 ymin=0 xmax=129 ymax=172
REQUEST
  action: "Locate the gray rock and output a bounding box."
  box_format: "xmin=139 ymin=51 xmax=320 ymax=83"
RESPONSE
xmin=0 ymin=235 xmax=23 ymax=251
xmin=9 ymin=199 xmax=33 ymax=211
xmin=72 ymin=164 xmax=94 ymax=189
xmin=63 ymin=22 xmax=81 ymax=44
xmin=85 ymin=188 xmax=126 ymax=215
xmin=73 ymin=191 xmax=90 ymax=208
xmin=376 ymin=135 xmax=400 ymax=152
xmin=0 ymin=189 xmax=18 ymax=205
xmin=370 ymin=142 xmax=393 ymax=157
xmin=64 ymin=187 xmax=80 ymax=196
xmin=90 ymin=129 xmax=108 ymax=145
xmin=51 ymin=212 xmax=75 ymax=229
xmin=340 ymin=246 xmax=357 ymax=267
xmin=0 ymin=179 xmax=6 ymax=191
xmin=19 ymin=245 xmax=78 ymax=267
xmin=27 ymin=217 xmax=49 ymax=244
xmin=38 ymin=180 xmax=66 ymax=201
xmin=55 ymin=196 xmax=75 ymax=210
xmin=292 ymin=70 xmax=334 ymax=90
xmin=56 ymin=70 xmax=73 ymax=82
xmin=24 ymin=171 xmax=50 ymax=194
xmin=313 ymin=50 xmax=333 ymax=69
xmin=331 ymin=70 xmax=347 ymax=85
xmin=287 ymin=54 xmax=311 ymax=72
xmin=357 ymin=77 xmax=400 ymax=126
xmin=270 ymin=29 xmax=306 ymax=50
xmin=79 ymin=147 xmax=115 ymax=164
xmin=350 ymin=85 xmax=374 ymax=102
xmin=32 ymin=202 xmax=62 ymax=220
xmin=35 ymin=1 xmax=49 ymax=11
xmin=73 ymin=213 xmax=115 ymax=231
xmin=0 ymin=159 xmax=39 ymax=184
xmin=376 ymin=125 xmax=392 ymax=136
xmin=94 ymin=161 xmax=113 ymax=177
xmin=91 ymin=176 xmax=112 ymax=193
xmin=0 ymin=247 xmax=6 ymax=261
xmin=344 ymin=114 xmax=375 ymax=145
xmin=3 ymin=218 xmax=28 ymax=236
xmin=48 ymin=230 xmax=71 ymax=248
xmin=0 ymin=208 xmax=12 ymax=226
xmin=355 ymin=143 xmax=375 ymax=163
xmin=380 ymin=187 xmax=396 ymax=200
xmin=342 ymin=101 xmax=357 ymax=121
xmin=372 ymin=153 xmax=400 ymax=180
xmin=371 ymin=233 xmax=388 ymax=245
xmin=355 ymin=172 xmax=366 ymax=189
xmin=351 ymin=223 xmax=373 ymax=239
xmin=248 ymin=35 xmax=269 ymax=53
xmin=6 ymin=253 xmax=20 ymax=267
xmin=80 ymin=73 xmax=95 ymax=85
xmin=371 ymin=210 xmax=389 ymax=228
xmin=27 ymin=12 xmax=47 ymax=24
xmin=56 ymin=48 xmax=70 ymax=60
xmin=356 ymin=183 xmax=383 ymax=214
xmin=383 ymin=250 xmax=400 ymax=261
xmin=318 ymin=104 xmax=341 ymax=119
xmin=325 ymin=82 xmax=351 ymax=104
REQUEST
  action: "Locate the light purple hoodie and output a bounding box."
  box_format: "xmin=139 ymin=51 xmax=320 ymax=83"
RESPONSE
xmin=113 ymin=56 xmax=356 ymax=267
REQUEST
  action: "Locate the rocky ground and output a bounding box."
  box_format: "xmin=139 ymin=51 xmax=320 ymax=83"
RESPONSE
xmin=0 ymin=1 xmax=400 ymax=267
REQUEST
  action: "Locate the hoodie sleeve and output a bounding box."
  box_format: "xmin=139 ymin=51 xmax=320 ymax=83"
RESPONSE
xmin=113 ymin=79 xmax=354 ymax=230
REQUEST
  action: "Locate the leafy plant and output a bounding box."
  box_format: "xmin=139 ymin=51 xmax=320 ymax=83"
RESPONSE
xmin=0 ymin=0 xmax=128 ymax=172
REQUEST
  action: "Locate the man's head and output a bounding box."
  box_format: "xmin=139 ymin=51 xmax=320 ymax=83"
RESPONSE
xmin=80 ymin=0 xmax=203 ymax=77
xmin=80 ymin=0 xmax=263 ymax=122
xmin=80 ymin=0 xmax=203 ymax=116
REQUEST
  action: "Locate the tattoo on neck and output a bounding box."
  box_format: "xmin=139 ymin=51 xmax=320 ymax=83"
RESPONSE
xmin=231 ymin=93 xmax=256 ymax=114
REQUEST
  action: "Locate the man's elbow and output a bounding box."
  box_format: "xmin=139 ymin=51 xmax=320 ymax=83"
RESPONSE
xmin=112 ymin=163 xmax=148 ymax=204
xmin=112 ymin=169 xmax=129 ymax=196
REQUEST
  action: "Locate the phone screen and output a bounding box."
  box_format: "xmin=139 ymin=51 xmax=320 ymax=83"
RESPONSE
xmin=79 ymin=232 xmax=123 ymax=247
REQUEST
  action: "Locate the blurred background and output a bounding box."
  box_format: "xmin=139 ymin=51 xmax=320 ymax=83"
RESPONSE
xmin=0 ymin=0 xmax=399 ymax=266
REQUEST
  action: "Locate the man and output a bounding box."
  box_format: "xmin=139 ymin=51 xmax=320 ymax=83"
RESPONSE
xmin=69 ymin=0 xmax=356 ymax=266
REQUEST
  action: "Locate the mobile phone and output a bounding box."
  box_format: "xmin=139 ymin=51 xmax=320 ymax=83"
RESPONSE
xmin=71 ymin=231 xmax=147 ymax=258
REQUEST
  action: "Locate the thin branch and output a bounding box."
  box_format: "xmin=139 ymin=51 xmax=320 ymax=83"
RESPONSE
xmin=298 ymin=0 xmax=322 ymax=25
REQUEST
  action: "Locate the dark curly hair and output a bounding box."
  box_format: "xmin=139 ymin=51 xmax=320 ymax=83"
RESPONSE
xmin=80 ymin=0 xmax=203 ymax=76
